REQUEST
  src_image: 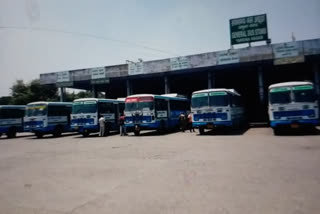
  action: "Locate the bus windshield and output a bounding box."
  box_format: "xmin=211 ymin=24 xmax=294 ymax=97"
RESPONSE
xmin=209 ymin=92 xmax=229 ymax=107
xmin=125 ymin=102 xmax=154 ymax=111
xmin=269 ymin=90 xmax=291 ymax=104
xmin=293 ymin=86 xmax=315 ymax=103
xmin=192 ymin=93 xmax=209 ymax=108
xmin=72 ymin=101 xmax=97 ymax=114
xmin=26 ymin=104 xmax=47 ymax=117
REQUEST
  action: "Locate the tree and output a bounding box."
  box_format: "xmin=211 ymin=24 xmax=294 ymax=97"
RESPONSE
xmin=0 ymin=96 xmax=12 ymax=105
xmin=10 ymin=79 xmax=58 ymax=105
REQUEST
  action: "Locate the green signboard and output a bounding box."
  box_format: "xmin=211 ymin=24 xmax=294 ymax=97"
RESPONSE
xmin=270 ymin=87 xmax=290 ymax=93
xmin=192 ymin=93 xmax=208 ymax=98
xmin=293 ymin=85 xmax=313 ymax=90
xmin=209 ymin=91 xmax=227 ymax=96
xmin=230 ymin=14 xmax=268 ymax=45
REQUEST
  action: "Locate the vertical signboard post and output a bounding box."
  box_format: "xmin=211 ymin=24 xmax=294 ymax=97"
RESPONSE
xmin=230 ymin=14 xmax=268 ymax=46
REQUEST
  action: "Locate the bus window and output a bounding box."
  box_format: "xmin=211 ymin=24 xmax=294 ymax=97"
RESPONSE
xmin=139 ymin=102 xmax=154 ymax=110
xmin=155 ymin=99 xmax=167 ymax=111
xmin=191 ymin=93 xmax=208 ymax=108
xmin=293 ymin=86 xmax=315 ymax=102
xmin=0 ymin=109 xmax=22 ymax=119
xmin=99 ymin=102 xmax=114 ymax=114
xmin=269 ymin=90 xmax=291 ymax=104
xmin=26 ymin=105 xmax=47 ymax=117
xmin=209 ymin=92 xmax=229 ymax=107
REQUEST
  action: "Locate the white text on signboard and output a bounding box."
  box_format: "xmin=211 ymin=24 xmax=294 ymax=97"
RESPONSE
xmin=128 ymin=62 xmax=144 ymax=75
xmin=170 ymin=57 xmax=190 ymax=70
xmin=56 ymin=71 xmax=70 ymax=82
xmin=273 ymin=42 xmax=299 ymax=59
xmin=217 ymin=50 xmax=240 ymax=65
xmin=90 ymin=67 xmax=106 ymax=79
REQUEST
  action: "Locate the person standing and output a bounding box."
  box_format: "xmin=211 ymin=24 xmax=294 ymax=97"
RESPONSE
xmin=119 ymin=113 xmax=126 ymax=136
xmin=179 ymin=112 xmax=186 ymax=132
xmin=187 ymin=112 xmax=195 ymax=132
xmin=99 ymin=115 xmax=105 ymax=137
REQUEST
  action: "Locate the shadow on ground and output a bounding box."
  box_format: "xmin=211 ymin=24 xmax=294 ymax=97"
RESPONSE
xmin=196 ymin=127 xmax=250 ymax=136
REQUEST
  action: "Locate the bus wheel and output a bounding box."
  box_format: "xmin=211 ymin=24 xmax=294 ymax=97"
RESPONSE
xmin=53 ymin=126 xmax=63 ymax=137
xmin=35 ymin=132 xmax=43 ymax=138
xmin=134 ymin=129 xmax=140 ymax=136
xmin=7 ymin=127 xmax=17 ymax=138
xmin=199 ymin=127 xmax=205 ymax=135
xmin=82 ymin=130 xmax=89 ymax=137
xmin=0 ymin=133 xmax=2 ymax=137
xmin=158 ymin=120 xmax=166 ymax=134
xmin=273 ymin=128 xmax=281 ymax=136
xmin=104 ymin=127 xmax=110 ymax=136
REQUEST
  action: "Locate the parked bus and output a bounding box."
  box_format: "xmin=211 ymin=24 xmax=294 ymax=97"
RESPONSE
xmin=0 ymin=105 xmax=26 ymax=138
xmin=124 ymin=94 xmax=189 ymax=135
xmin=71 ymin=98 xmax=125 ymax=137
xmin=24 ymin=102 xmax=72 ymax=138
xmin=268 ymin=81 xmax=319 ymax=134
xmin=191 ymin=89 xmax=246 ymax=135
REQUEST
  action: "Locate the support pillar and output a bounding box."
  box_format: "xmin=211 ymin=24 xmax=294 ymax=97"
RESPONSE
xmin=164 ymin=76 xmax=170 ymax=94
xmin=208 ymin=72 xmax=215 ymax=89
xmin=126 ymin=79 xmax=132 ymax=96
xmin=92 ymin=85 xmax=98 ymax=98
xmin=313 ymin=63 xmax=320 ymax=96
xmin=59 ymin=87 xmax=65 ymax=102
xmin=258 ymin=66 xmax=264 ymax=104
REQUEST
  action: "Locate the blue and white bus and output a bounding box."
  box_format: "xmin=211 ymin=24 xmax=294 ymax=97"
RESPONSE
xmin=268 ymin=81 xmax=319 ymax=134
xmin=71 ymin=98 xmax=125 ymax=137
xmin=24 ymin=102 xmax=72 ymax=138
xmin=124 ymin=94 xmax=189 ymax=135
xmin=0 ymin=105 xmax=26 ymax=138
xmin=191 ymin=89 xmax=246 ymax=135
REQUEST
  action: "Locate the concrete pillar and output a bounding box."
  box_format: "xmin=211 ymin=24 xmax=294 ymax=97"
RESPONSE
xmin=208 ymin=72 xmax=215 ymax=89
xmin=92 ymin=85 xmax=98 ymax=98
xmin=59 ymin=87 xmax=65 ymax=102
xmin=313 ymin=63 xmax=320 ymax=96
xmin=164 ymin=76 xmax=170 ymax=94
xmin=258 ymin=66 xmax=264 ymax=104
xmin=126 ymin=79 xmax=132 ymax=96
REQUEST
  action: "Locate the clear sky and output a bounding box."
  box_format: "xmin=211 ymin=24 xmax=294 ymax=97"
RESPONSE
xmin=0 ymin=0 xmax=319 ymax=96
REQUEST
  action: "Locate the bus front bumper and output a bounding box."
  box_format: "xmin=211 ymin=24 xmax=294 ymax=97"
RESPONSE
xmin=193 ymin=121 xmax=233 ymax=129
xmin=270 ymin=119 xmax=319 ymax=128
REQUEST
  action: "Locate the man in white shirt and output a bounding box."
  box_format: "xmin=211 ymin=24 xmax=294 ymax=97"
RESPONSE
xmin=99 ymin=115 xmax=105 ymax=137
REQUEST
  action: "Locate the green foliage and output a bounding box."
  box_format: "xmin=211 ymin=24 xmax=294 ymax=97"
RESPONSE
xmin=9 ymin=79 xmax=59 ymax=105
xmin=0 ymin=96 xmax=12 ymax=105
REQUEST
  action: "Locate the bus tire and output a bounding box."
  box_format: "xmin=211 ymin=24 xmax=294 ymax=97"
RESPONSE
xmin=199 ymin=127 xmax=205 ymax=135
xmin=273 ymin=128 xmax=281 ymax=136
xmin=134 ymin=129 xmax=140 ymax=136
xmin=82 ymin=130 xmax=89 ymax=137
xmin=7 ymin=127 xmax=17 ymax=138
xmin=35 ymin=132 xmax=43 ymax=138
xmin=158 ymin=120 xmax=166 ymax=134
xmin=53 ymin=126 xmax=63 ymax=137
xmin=0 ymin=133 xmax=2 ymax=137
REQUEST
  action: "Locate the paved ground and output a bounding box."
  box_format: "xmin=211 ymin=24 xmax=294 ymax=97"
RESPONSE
xmin=0 ymin=128 xmax=319 ymax=214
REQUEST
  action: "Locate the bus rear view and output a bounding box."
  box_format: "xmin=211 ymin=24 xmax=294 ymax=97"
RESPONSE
xmin=268 ymin=81 xmax=319 ymax=134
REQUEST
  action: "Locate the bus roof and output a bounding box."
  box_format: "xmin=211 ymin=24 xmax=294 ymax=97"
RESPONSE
xmin=73 ymin=98 xmax=124 ymax=103
xmin=0 ymin=105 xmax=26 ymax=109
xmin=26 ymin=101 xmax=72 ymax=106
xmin=126 ymin=94 xmax=188 ymax=101
xmin=192 ymin=88 xmax=241 ymax=96
xmin=268 ymin=81 xmax=313 ymax=89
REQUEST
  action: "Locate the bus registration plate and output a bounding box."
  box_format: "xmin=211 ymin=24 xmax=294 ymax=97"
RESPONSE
xmin=291 ymin=124 xmax=299 ymax=128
